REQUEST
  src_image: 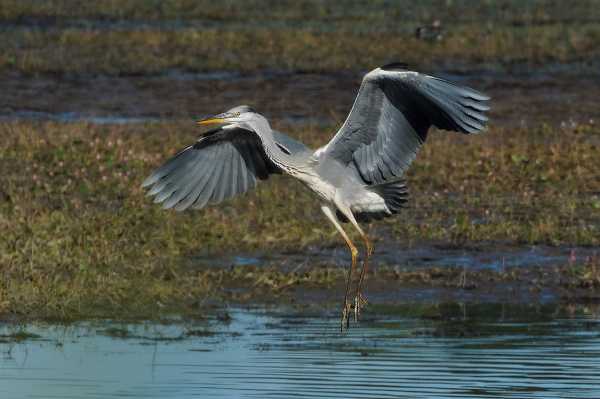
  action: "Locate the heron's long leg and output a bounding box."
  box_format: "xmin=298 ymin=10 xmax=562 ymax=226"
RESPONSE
xmin=321 ymin=205 xmax=358 ymax=332
xmin=339 ymin=210 xmax=371 ymax=321
xmin=356 ymin=234 xmax=373 ymax=309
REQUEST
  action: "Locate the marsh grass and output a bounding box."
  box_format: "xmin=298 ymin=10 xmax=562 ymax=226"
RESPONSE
xmin=2 ymin=1 xmax=599 ymax=25
xmin=3 ymin=24 xmax=598 ymax=76
xmin=1 ymin=1 xmax=600 ymax=75
xmin=0 ymin=120 xmax=599 ymax=319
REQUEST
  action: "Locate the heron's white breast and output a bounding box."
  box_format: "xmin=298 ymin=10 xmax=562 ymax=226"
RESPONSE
xmin=292 ymin=170 xmax=337 ymax=203
xmin=313 ymin=146 xmax=328 ymax=158
xmin=348 ymin=190 xmax=390 ymax=214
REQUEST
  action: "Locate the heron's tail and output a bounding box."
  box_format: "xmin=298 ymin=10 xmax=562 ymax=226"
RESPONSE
xmin=369 ymin=179 xmax=409 ymax=214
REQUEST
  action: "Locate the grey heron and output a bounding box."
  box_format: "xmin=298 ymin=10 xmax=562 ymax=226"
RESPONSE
xmin=142 ymin=64 xmax=490 ymax=330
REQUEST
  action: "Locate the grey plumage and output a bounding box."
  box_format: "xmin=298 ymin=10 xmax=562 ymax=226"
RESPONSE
xmin=142 ymin=66 xmax=490 ymax=330
xmin=142 ymin=124 xmax=280 ymax=211
xmin=323 ymin=68 xmax=489 ymax=185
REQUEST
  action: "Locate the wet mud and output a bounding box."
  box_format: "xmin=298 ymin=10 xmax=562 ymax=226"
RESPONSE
xmin=192 ymin=241 xmax=598 ymax=272
xmin=2 ymin=67 xmax=599 ymax=130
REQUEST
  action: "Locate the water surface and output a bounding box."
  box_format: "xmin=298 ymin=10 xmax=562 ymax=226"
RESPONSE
xmin=1 ymin=307 xmax=599 ymax=398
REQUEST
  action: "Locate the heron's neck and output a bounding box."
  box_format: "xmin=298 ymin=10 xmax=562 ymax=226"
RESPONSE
xmin=247 ymin=118 xmax=293 ymax=171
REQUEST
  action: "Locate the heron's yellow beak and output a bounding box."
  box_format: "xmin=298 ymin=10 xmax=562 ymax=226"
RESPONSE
xmin=196 ymin=117 xmax=226 ymax=126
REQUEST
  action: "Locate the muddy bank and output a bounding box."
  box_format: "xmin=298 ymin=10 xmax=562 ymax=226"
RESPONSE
xmin=2 ymin=69 xmax=600 ymax=130
xmin=200 ymin=253 xmax=600 ymax=313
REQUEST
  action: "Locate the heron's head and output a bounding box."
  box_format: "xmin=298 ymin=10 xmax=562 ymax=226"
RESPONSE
xmin=196 ymin=105 xmax=262 ymax=130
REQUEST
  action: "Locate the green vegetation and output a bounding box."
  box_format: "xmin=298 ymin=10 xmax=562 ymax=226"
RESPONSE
xmin=1 ymin=0 xmax=600 ymax=75
xmin=398 ymin=123 xmax=600 ymax=246
xmin=0 ymin=120 xmax=598 ymax=319
xmin=3 ymin=0 xmax=598 ymax=22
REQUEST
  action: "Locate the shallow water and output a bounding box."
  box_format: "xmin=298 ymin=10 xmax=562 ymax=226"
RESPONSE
xmin=0 ymin=110 xmax=162 ymax=125
xmin=194 ymin=244 xmax=598 ymax=272
xmin=1 ymin=307 xmax=599 ymax=398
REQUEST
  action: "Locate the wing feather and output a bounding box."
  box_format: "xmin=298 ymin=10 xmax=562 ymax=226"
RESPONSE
xmin=142 ymin=126 xmax=280 ymax=211
xmin=192 ymin=155 xmax=221 ymax=210
xmin=160 ymin=153 xmax=208 ymax=209
xmin=229 ymin=146 xmax=240 ymax=199
xmin=173 ymin=152 xmax=218 ymax=211
xmin=323 ymin=67 xmax=490 ymax=184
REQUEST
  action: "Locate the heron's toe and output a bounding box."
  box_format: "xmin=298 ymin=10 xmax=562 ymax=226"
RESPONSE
xmin=340 ymin=300 xmax=353 ymax=332
xmin=353 ymin=293 xmax=368 ymax=321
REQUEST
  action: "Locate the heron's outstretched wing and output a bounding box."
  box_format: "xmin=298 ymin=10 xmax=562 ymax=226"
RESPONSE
xmin=322 ymin=64 xmax=490 ymax=184
xmin=142 ymin=126 xmax=280 ymax=211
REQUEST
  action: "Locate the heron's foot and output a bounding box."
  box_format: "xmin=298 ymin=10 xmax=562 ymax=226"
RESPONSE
xmin=353 ymin=292 xmax=368 ymax=322
xmin=340 ymin=299 xmax=353 ymax=332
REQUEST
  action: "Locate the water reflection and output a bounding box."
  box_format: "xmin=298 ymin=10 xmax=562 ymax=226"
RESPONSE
xmin=1 ymin=306 xmax=599 ymax=398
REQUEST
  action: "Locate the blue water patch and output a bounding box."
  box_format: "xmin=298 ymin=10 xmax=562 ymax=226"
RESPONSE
xmin=1 ymin=307 xmax=599 ymax=398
